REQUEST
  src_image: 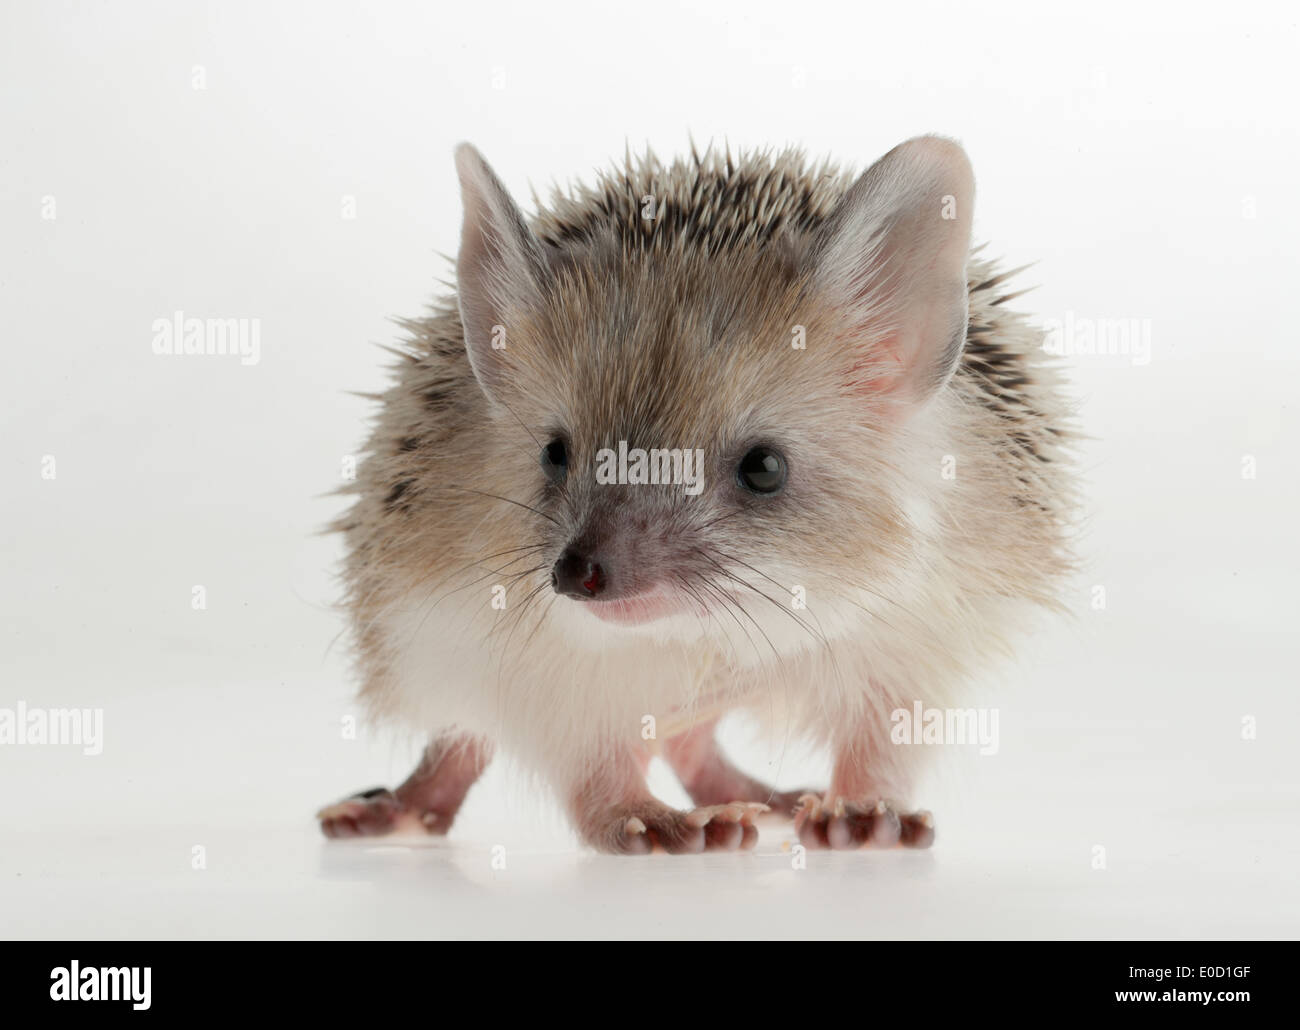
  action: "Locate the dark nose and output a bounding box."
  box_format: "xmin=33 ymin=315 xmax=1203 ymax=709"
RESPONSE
xmin=551 ymin=548 xmax=606 ymax=598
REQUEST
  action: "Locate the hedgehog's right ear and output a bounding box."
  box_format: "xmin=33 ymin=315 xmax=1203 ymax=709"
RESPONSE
xmin=807 ymin=135 xmax=974 ymax=412
xmin=454 ymin=143 xmax=549 ymax=406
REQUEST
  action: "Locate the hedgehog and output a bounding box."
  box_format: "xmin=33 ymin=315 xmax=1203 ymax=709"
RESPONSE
xmin=316 ymin=135 xmax=1076 ymax=854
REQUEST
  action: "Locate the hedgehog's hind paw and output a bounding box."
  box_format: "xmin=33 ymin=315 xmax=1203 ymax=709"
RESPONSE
xmin=316 ymin=787 xmax=445 ymax=839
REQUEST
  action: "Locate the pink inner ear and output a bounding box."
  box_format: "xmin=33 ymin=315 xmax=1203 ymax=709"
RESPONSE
xmin=843 ymin=330 xmax=909 ymax=399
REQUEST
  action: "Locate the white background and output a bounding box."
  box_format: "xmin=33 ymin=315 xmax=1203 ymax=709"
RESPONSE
xmin=1 ymin=0 xmax=1297 ymax=939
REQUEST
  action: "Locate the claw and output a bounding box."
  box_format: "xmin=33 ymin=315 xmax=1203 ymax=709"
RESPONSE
xmin=796 ymin=793 xmax=823 ymax=820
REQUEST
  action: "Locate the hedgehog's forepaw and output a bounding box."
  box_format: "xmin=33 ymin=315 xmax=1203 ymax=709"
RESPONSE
xmin=588 ymin=800 xmax=768 ymax=855
xmin=794 ymin=795 xmax=934 ymax=850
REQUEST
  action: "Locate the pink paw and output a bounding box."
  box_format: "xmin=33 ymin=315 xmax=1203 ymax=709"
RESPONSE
xmin=794 ymin=795 xmax=935 ymax=850
xmin=316 ymin=787 xmax=447 ymax=839
xmin=599 ymin=802 xmax=769 ymax=855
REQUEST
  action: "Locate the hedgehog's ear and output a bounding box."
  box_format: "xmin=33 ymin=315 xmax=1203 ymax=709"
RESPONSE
xmin=454 ymin=143 xmax=549 ymax=406
xmin=808 ymin=135 xmax=974 ymax=409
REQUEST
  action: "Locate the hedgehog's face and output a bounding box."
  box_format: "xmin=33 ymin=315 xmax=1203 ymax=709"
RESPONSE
xmin=467 ymin=256 xmax=917 ymax=658
xmin=451 ymin=138 xmax=973 ymax=656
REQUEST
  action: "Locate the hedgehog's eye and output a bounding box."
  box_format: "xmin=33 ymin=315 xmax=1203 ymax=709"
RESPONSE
xmin=540 ymin=438 xmax=568 ymax=485
xmin=737 ymin=446 xmax=786 ymax=494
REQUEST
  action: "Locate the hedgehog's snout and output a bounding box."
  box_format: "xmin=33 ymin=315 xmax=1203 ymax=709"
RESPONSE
xmin=552 ymin=547 xmax=606 ymax=599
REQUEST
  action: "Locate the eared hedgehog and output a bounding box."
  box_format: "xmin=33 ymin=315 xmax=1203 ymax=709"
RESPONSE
xmin=317 ymin=136 xmax=1075 ymax=854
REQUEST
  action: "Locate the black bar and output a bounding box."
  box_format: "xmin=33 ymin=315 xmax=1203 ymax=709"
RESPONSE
xmin=0 ymin=943 xmax=1282 ymax=1018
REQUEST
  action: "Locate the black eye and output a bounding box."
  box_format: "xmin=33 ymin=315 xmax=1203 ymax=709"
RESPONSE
xmin=737 ymin=446 xmax=786 ymax=494
xmin=540 ymin=438 xmax=568 ymax=485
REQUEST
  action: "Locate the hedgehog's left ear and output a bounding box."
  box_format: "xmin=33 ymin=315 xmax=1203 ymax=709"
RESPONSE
xmin=454 ymin=143 xmax=550 ymax=407
xmin=808 ymin=135 xmax=974 ymax=409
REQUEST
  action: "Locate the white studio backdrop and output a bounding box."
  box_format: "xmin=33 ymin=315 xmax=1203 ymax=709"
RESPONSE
xmin=1 ymin=0 xmax=1296 ymax=937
